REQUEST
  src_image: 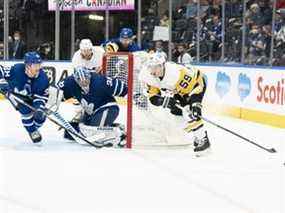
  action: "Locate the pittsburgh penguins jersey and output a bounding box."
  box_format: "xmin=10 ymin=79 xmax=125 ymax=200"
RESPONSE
xmin=72 ymin=46 xmax=105 ymax=71
xmin=58 ymin=72 xmax=127 ymax=115
xmin=139 ymin=62 xmax=205 ymax=98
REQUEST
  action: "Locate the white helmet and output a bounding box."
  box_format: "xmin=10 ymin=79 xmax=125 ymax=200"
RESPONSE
xmin=80 ymin=39 xmax=93 ymax=50
xmin=146 ymin=53 xmax=166 ymax=69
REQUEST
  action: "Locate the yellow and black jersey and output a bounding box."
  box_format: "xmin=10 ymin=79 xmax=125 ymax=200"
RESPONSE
xmin=139 ymin=62 xmax=205 ymax=98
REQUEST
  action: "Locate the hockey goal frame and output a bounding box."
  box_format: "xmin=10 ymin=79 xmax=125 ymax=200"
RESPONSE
xmin=102 ymin=52 xmax=134 ymax=148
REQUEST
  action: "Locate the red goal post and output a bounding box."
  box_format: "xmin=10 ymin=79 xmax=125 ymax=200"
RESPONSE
xmin=102 ymin=52 xmax=134 ymax=148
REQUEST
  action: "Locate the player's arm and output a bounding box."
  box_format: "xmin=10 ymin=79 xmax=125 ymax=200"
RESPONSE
xmin=102 ymin=76 xmax=128 ymax=97
xmin=147 ymin=85 xmax=163 ymax=106
xmin=147 ymin=85 xmax=182 ymax=116
xmin=0 ymin=65 xmax=12 ymax=94
xmin=189 ymin=69 xmax=205 ymax=96
xmin=57 ymin=76 xmax=75 ymax=101
xmin=33 ymin=75 xmax=49 ymax=110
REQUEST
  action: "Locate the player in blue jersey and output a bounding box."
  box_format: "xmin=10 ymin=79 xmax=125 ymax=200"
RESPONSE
xmin=103 ymin=28 xmax=141 ymax=53
xmin=57 ymin=67 xmax=128 ymax=144
xmin=0 ymin=52 xmax=49 ymax=144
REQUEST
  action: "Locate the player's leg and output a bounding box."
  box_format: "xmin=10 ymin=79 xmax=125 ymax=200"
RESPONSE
xmin=184 ymin=79 xmax=210 ymax=153
xmin=18 ymin=103 xmax=42 ymax=143
xmin=80 ymin=104 xmax=126 ymax=147
xmin=83 ymin=104 xmax=119 ymax=126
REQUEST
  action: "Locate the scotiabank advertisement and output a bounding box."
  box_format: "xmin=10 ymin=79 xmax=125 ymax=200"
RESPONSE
xmin=198 ymin=65 xmax=285 ymax=117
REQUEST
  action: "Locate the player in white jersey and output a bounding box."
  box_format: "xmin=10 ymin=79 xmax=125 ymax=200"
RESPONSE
xmin=72 ymin=39 xmax=105 ymax=72
xmin=139 ymin=54 xmax=210 ymax=154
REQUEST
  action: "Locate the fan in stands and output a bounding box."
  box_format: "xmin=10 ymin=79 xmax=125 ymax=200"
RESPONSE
xmin=139 ymin=53 xmax=211 ymax=155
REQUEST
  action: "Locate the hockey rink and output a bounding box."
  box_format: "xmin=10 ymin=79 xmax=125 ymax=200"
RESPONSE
xmin=0 ymin=100 xmax=284 ymax=213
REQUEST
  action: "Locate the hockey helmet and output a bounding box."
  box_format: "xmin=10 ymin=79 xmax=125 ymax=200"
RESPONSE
xmin=119 ymin=28 xmax=134 ymax=39
xmin=80 ymin=39 xmax=93 ymax=50
xmin=146 ymin=53 xmax=166 ymax=69
xmin=24 ymin=51 xmax=42 ymax=64
xmin=105 ymin=42 xmax=119 ymax=53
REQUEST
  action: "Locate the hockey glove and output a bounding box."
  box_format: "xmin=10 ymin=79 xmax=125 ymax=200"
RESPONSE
xmin=191 ymin=102 xmax=202 ymax=121
xmin=149 ymin=95 xmax=177 ymax=108
xmin=170 ymin=105 xmax=183 ymax=116
xmin=0 ymin=79 xmax=10 ymax=95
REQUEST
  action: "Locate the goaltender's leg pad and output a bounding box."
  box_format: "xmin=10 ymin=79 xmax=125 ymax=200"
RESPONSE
xmin=79 ymin=123 xmax=126 ymax=147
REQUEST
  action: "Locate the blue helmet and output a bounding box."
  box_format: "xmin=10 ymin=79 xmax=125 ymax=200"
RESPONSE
xmin=24 ymin=51 xmax=42 ymax=64
xmin=119 ymin=28 xmax=133 ymax=39
xmin=73 ymin=67 xmax=91 ymax=84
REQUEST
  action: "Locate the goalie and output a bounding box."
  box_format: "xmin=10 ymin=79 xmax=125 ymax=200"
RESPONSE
xmin=139 ymin=54 xmax=210 ymax=154
xmin=56 ymin=67 xmax=127 ymax=147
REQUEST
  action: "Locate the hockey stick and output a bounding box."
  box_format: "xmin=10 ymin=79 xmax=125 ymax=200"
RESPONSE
xmin=199 ymin=115 xmax=277 ymax=153
xmin=174 ymin=103 xmax=277 ymax=153
xmin=2 ymin=91 xmax=103 ymax=148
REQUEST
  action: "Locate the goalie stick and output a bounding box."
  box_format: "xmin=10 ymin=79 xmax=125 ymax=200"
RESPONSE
xmin=1 ymin=91 xmax=107 ymax=148
xmin=173 ymin=103 xmax=277 ymax=153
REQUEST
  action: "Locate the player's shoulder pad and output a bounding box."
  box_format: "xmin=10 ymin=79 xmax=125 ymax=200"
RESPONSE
xmin=71 ymin=50 xmax=81 ymax=62
xmin=10 ymin=63 xmax=25 ymax=77
xmin=93 ymin=46 xmax=105 ymax=53
xmin=129 ymin=43 xmax=141 ymax=52
xmin=12 ymin=63 xmax=25 ymax=71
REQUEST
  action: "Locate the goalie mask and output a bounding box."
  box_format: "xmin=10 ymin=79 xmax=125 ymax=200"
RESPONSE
xmin=74 ymin=67 xmax=91 ymax=94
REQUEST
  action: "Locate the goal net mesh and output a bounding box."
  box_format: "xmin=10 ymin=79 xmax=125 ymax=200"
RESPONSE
xmin=103 ymin=52 xmax=191 ymax=149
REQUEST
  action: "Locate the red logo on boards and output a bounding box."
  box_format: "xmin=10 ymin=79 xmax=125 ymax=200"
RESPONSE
xmin=257 ymin=76 xmax=285 ymax=105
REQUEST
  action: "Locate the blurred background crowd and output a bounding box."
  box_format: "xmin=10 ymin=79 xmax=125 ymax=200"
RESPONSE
xmin=0 ymin=0 xmax=285 ymax=66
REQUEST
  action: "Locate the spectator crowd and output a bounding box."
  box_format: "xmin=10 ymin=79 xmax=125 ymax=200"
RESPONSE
xmin=141 ymin=0 xmax=285 ymax=66
xmin=1 ymin=0 xmax=285 ymax=66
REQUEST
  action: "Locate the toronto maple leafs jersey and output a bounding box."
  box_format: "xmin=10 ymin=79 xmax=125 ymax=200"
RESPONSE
xmin=0 ymin=63 xmax=49 ymax=108
xmin=58 ymin=73 xmax=127 ymax=115
xmin=102 ymin=38 xmax=141 ymax=52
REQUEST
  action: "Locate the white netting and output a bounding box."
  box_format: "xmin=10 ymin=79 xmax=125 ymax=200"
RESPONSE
xmin=104 ymin=52 xmax=192 ymax=149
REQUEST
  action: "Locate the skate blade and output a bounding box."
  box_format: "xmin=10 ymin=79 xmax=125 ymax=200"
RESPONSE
xmin=33 ymin=142 xmax=43 ymax=147
xmin=194 ymin=147 xmax=211 ymax=157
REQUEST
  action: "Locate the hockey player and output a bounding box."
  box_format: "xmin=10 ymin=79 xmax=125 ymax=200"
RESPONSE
xmin=72 ymin=38 xmax=105 ymax=72
xmin=103 ymin=28 xmax=141 ymax=53
xmin=57 ymin=67 xmax=127 ymax=145
xmin=0 ymin=52 xmax=49 ymax=143
xmin=139 ymin=54 xmax=210 ymax=154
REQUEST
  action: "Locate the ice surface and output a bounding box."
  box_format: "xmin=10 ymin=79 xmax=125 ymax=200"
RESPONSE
xmin=0 ymin=100 xmax=284 ymax=213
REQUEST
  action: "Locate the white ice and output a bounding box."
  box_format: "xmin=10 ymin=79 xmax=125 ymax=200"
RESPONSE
xmin=0 ymin=100 xmax=284 ymax=213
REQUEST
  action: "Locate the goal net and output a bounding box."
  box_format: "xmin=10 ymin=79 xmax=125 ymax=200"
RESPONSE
xmin=102 ymin=52 xmax=192 ymax=149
